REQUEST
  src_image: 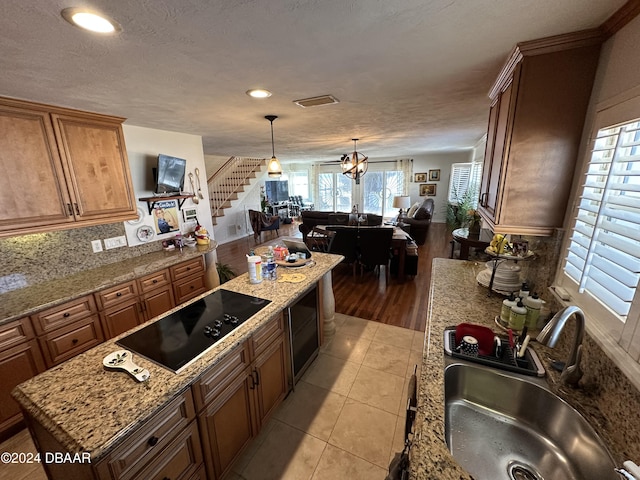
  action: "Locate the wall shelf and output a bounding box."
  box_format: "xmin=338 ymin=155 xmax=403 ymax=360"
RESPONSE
xmin=138 ymin=195 xmax=194 ymax=214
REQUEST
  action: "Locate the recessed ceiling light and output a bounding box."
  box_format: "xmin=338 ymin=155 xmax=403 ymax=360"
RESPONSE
xmin=246 ymin=89 xmax=272 ymax=99
xmin=61 ymin=8 xmax=121 ymax=34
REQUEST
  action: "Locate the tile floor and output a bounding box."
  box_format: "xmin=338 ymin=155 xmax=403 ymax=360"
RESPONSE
xmin=0 ymin=314 xmax=424 ymax=480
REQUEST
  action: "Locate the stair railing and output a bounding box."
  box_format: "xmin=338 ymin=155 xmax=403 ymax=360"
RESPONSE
xmin=208 ymin=156 xmax=265 ymax=217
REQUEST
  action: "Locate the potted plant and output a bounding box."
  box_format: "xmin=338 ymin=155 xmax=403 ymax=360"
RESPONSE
xmin=445 ymin=184 xmax=480 ymax=232
xmin=216 ymin=262 xmax=237 ymax=284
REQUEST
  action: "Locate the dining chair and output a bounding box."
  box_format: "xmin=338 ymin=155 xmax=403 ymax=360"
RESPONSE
xmin=356 ymin=227 xmax=394 ymax=284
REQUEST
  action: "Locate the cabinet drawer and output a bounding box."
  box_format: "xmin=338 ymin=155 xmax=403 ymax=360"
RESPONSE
xmin=251 ymin=314 xmax=284 ymax=359
xmin=137 ymin=269 xmax=171 ymax=294
xmin=32 ymin=295 xmax=97 ymax=335
xmin=38 ymin=315 xmax=103 ymax=367
xmin=173 ymin=275 xmax=207 ymax=305
xmin=96 ymin=389 xmax=196 ymax=480
xmin=170 ymin=257 xmax=205 ymax=282
xmin=130 ymin=421 xmax=202 ymax=480
xmin=0 ymin=317 xmax=35 ymax=350
xmin=193 ymin=341 xmax=251 ymax=411
xmin=96 ymin=281 xmax=139 ymax=310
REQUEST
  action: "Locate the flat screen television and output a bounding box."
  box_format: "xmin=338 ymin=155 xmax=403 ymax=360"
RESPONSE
xmin=265 ymin=180 xmax=289 ymax=203
xmin=155 ymin=154 xmax=187 ymax=194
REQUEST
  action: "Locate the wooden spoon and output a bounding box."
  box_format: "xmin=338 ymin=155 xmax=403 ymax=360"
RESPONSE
xmin=188 ymin=173 xmax=199 ymax=204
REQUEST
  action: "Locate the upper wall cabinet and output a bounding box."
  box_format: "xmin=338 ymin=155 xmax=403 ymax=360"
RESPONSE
xmin=478 ymin=30 xmax=602 ymax=236
xmin=0 ymin=97 xmax=136 ymax=237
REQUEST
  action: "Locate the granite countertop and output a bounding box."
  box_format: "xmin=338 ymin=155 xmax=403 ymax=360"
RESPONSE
xmin=409 ymin=258 xmax=626 ymax=479
xmin=12 ymin=252 xmax=343 ymax=461
xmin=0 ymin=243 xmax=217 ymax=325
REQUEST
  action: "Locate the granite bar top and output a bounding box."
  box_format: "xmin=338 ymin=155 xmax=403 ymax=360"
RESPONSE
xmin=409 ymin=258 xmax=633 ymax=479
xmin=0 ymin=243 xmax=217 ymax=325
xmin=12 ymin=252 xmax=343 ymax=461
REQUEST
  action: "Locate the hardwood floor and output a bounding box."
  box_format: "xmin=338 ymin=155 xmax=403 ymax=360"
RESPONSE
xmin=215 ymin=221 xmax=452 ymax=332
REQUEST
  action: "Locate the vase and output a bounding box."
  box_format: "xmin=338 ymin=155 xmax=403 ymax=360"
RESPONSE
xmin=469 ymin=221 xmax=481 ymax=237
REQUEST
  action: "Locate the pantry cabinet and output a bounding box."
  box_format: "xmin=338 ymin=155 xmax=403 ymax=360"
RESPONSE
xmin=0 ymin=97 xmax=136 ymax=238
xmin=478 ymin=30 xmax=602 ymax=236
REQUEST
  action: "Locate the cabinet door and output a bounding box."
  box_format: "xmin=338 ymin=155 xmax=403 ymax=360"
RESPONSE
xmin=141 ymin=285 xmax=175 ymax=321
xmin=100 ymin=299 xmax=145 ymax=339
xmin=252 ymin=334 xmax=288 ymax=427
xmin=198 ymin=371 xmax=256 ymax=480
xmin=0 ymin=102 xmax=74 ymax=233
xmin=481 ymin=79 xmax=515 ymax=221
xmin=173 ymin=275 xmax=208 ymax=305
xmin=0 ymin=339 xmax=46 ymax=436
xmin=51 ymin=113 xmax=136 ymax=222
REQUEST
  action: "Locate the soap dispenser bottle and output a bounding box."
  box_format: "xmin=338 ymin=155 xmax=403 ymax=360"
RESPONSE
xmin=509 ymin=300 xmax=527 ymax=331
xmin=500 ymin=293 xmax=517 ymax=327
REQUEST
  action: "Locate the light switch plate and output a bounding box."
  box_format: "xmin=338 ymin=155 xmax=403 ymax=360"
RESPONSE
xmin=91 ymin=240 xmax=103 ymax=253
xmin=104 ymin=236 xmax=127 ymax=250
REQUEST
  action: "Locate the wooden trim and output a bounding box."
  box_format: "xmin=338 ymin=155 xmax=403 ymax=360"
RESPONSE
xmin=489 ymin=29 xmax=603 ymax=99
xmin=600 ymin=0 xmax=640 ymax=38
xmin=0 ymin=95 xmax=126 ymax=123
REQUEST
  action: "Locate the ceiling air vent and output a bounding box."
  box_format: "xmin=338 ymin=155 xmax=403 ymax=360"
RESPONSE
xmin=293 ymin=95 xmax=340 ymax=108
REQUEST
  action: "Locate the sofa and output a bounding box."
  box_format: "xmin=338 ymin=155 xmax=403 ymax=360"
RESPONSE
xmin=398 ymin=198 xmax=434 ymax=245
xmin=299 ymin=210 xmax=383 ymax=241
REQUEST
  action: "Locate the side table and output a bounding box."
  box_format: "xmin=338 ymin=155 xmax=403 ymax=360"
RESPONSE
xmin=451 ymin=228 xmax=492 ymax=260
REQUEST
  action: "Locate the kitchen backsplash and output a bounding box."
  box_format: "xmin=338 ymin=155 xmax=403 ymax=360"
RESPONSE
xmin=0 ymin=223 xmax=163 ymax=293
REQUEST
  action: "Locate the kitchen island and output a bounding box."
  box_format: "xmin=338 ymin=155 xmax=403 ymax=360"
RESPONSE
xmin=12 ymin=252 xmax=343 ymax=480
xmin=409 ymin=258 xmax=638 ymax=479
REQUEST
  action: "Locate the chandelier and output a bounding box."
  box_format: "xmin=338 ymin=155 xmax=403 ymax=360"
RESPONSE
xmin=341 ymin=138 xmax=368 ymax=184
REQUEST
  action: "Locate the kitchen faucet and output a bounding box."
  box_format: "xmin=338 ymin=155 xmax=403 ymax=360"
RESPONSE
xmin=536 ymin=305 xmax=585 ymax=387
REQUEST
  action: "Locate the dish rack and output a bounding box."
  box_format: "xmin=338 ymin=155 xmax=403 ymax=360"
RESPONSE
xmin=444 ymin=327 xmax=545 ymax=377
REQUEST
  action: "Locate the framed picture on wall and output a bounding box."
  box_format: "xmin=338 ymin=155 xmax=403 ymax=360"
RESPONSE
xmin=420 ymin=184 xmax=437 ymax=196
xmin=429 ymin=169 xmax=441 ymax=181
xmin=414 ymin=172 xmax=427 ymax=182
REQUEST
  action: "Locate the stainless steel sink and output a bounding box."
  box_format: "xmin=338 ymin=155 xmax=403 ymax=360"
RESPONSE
xmin=444 ymin=362 xmax=618 ymax=480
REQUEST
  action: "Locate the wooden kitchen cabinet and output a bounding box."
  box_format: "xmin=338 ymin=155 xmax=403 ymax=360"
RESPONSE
xmin=95 ymin=389 xmax=197 ymax=480
xmin=32 ymin=295 xmax=104 ymax=368
xmin=137 ymin=269 xmax=175 ymax=321
xmin=171 ymin=257 xmax=208 ymax=305
xmin=0 ymin=318 xmax=45 ymax=441
xmin=0 ymin=97 xmax=136 ymax=238
xmin=97 ymin=281 xmax=145 ymax=339
xmin=478 ymin=30 xmax=602 ymax=236
xmin=196 ymin=315 xmax=288 ymax=479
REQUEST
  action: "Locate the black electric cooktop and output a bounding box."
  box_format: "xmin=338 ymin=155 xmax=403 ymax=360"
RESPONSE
xmin=117 ymin=289 xmax=271 ymax=373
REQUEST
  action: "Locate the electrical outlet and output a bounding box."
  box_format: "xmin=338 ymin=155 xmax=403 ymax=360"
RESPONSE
xmin=91 ymin=240 xmax=103 ymax=253
xmin=104 ymin=235 xmax=127 ymax=250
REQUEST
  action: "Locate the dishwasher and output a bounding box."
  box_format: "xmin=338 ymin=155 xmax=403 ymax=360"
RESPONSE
xmin=285 ymin=285 xmax=319 ymax=386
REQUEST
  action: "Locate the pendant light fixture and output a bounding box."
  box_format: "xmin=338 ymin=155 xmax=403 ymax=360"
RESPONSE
xmin=341 ymin=138 xmax=368 ymax=184
xmin=265 ymin=115 xmax=282 ymax=178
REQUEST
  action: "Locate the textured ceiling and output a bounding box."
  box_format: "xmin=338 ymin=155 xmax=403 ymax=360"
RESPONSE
xmin=0 ymin=0 xmax=627 ymax=163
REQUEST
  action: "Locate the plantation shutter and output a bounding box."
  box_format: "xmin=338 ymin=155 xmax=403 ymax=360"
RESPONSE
xmin=563 ymin=119 xmax=640 ymax=320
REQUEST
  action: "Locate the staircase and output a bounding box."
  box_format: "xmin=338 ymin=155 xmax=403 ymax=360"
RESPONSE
xmin=207 ymin=156 xmax=266 ymax=225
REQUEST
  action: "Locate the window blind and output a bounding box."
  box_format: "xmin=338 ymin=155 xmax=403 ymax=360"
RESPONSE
xmin=564 ymin=120 xmax=640 ymax=320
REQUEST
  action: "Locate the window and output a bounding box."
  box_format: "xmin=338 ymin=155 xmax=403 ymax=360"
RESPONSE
xmin=558 ymin=103 xmax=640 ymax=368
xmin=288 ymin=171 xmax=309 ymax=200
xmin=448 ymin=162 xmax=482 ymax=206
xmin=362 ymin=170 xmax=404 ymax=217
xmin=317 ymin=172 xmax=352 ymax=212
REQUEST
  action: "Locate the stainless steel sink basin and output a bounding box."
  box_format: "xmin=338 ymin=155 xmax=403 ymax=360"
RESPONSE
xmin=444 ymin=362 xmax=617 ymax=480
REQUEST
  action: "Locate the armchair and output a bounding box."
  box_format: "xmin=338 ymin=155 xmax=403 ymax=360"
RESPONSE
xmin=248 ymin=209 xmax=280 ymax=241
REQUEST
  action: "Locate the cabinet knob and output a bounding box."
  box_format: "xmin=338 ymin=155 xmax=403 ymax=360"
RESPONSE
xmin=74 ymin=203 xmax=80 ymax=215
xmin=116 ymin=292 xmax=122 ymax=297
xmin=148 ymin=436 xmax=159 ymax=447
xmin=63 ymin=312 xmax=70 ymax=318
xmin=152 ymin=279 xmax=158 ymax=284
xmin=72 ymin=338 xmax=78 ymax=345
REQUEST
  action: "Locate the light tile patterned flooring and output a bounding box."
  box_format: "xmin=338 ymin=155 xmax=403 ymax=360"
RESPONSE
xmin=0 ymin=314 xmax=424 ymax=480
